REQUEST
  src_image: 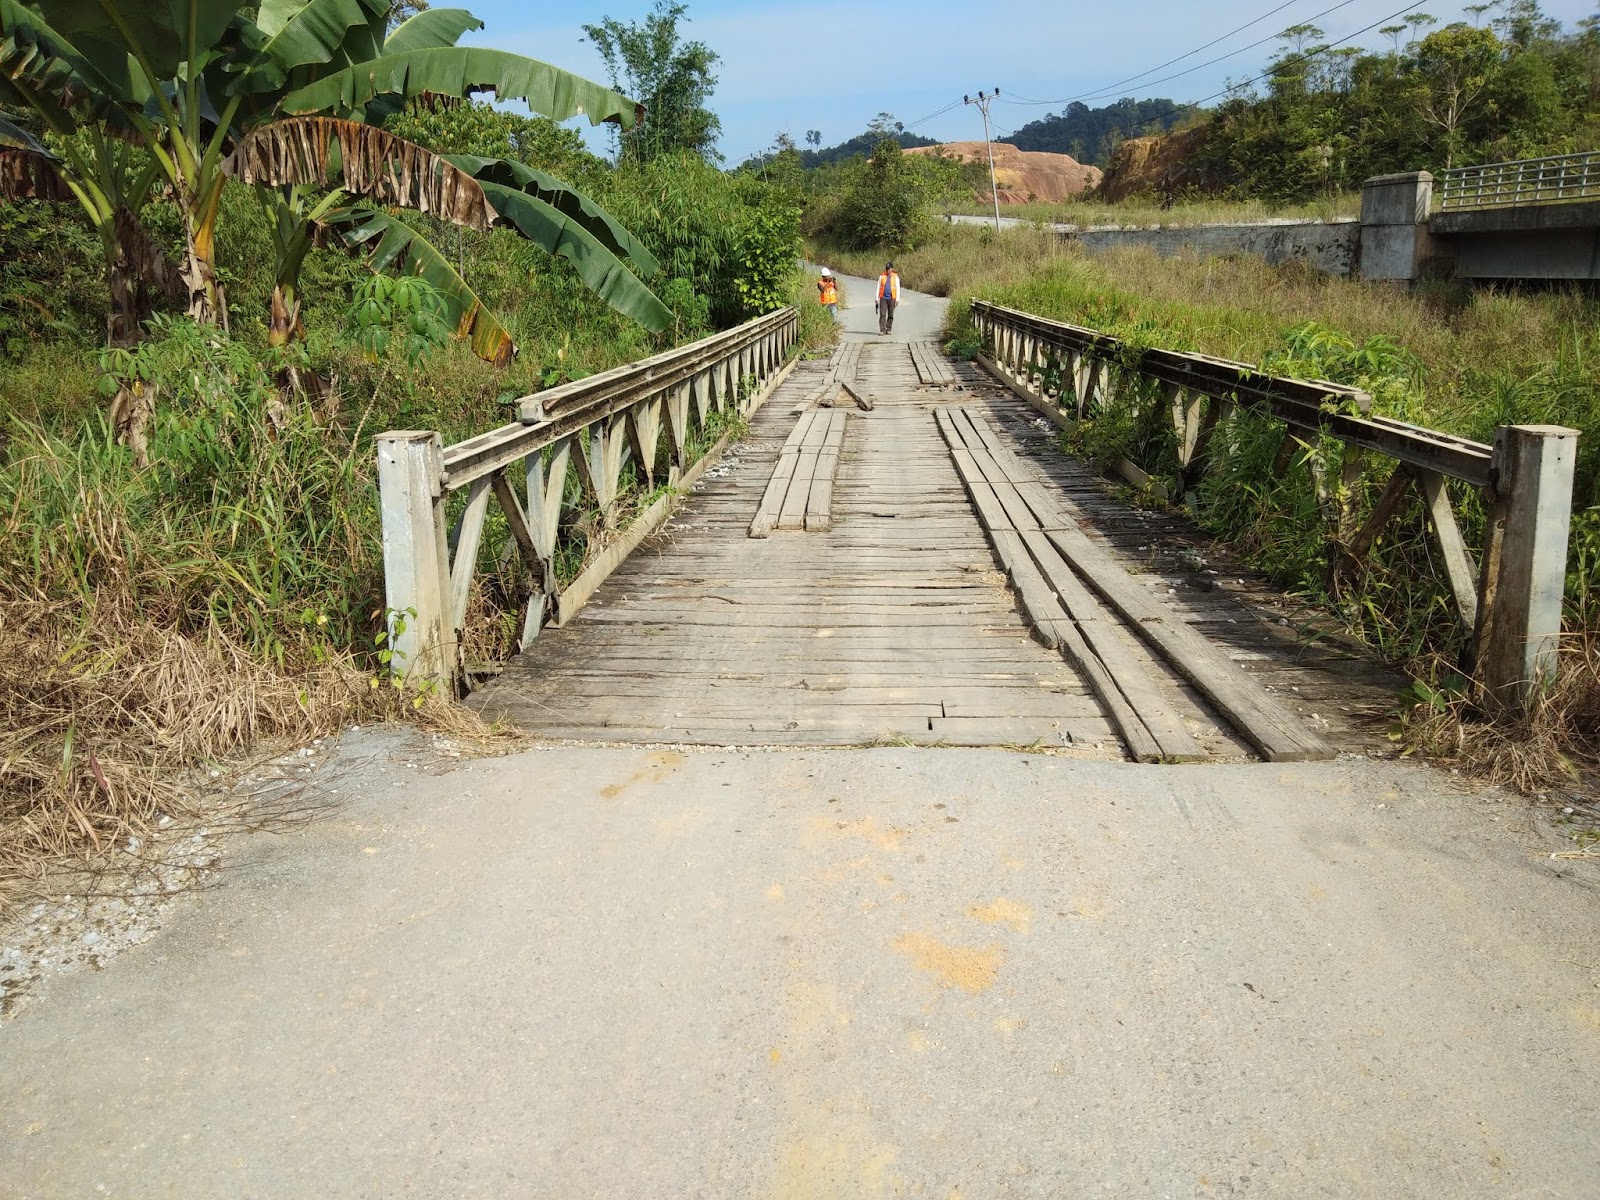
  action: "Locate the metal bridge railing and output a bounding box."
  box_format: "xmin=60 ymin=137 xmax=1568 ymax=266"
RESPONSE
xmin=970 ymin=300 xmax=1579 ymax=709
xmin=377 ymin=307 xmax=800 ymax=689
xmin=1436 ymin=151 xmax=1600 ymax=212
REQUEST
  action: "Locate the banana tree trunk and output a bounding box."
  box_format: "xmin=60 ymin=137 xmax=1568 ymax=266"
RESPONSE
xmin=179 ymin=177 xmax=229 ymax=330
xmin=105 ymin=243 xmax=140 ymax=348
xmin=268 ymin=228 xmax=312 ymax=348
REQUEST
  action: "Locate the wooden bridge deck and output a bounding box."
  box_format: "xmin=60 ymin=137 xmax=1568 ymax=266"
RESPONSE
xmin=477 ymin=339 xmax=1401 ymax=757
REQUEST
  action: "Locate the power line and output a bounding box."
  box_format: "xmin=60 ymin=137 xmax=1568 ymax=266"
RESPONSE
xmin=903 ymin=99 xmax=964 ymax=131
xmin=1002 ymin=0 xmax=1318 ymax=108
xmin=1003 ymin=0 xmax=1362 ymax=111
xmin=1178 ymin=0 xmax=1432 ymax=112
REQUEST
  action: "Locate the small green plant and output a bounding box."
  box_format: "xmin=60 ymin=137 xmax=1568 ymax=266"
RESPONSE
xmin=346 ymin=275 xmax=452 ymax=365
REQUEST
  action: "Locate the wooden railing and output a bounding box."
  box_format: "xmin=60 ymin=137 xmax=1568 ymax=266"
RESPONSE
xmin=1437 ymin=151 xmax=1600 ymax=213
xmin=970 ymin=300 xmax=1579 ymax=708
xmin=378 ymin=307 xmax=800 ymax=689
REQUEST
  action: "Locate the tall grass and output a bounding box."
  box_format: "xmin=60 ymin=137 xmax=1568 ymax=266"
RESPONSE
xmin=943 ymin=193 xmax=1361 ymax=229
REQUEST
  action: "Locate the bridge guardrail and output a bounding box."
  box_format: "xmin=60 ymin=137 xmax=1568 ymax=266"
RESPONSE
xmin=1436 ymin=151 xmax=1600 ymax=213
xmin=970 ymin=299 xmax=1578 ymax=708
xmin=377 ymin=306 xmax=800 ymax=689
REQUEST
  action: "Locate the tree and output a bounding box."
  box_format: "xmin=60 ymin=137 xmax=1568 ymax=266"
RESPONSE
xmin=0 ymin=73 xmax=177 ymax=344
xmin=0 ymin=0 xmax=670 ymax=360
xmin=581 ymin=1 xmax=721 ymax=163
xmin=1413 ymin=24 xmax=1502 ymax=166
xmin=805 ymin=130 xmax=821 ymax=149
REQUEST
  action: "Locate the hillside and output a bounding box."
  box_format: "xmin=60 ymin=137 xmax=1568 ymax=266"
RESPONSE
xmin=999 ymin=97 xmax=1185 ymax=166
xmin=1097 ymin=126 xmax=1211 ymax=203
xmin=905 ymin=142 xmax=1101 ymax=204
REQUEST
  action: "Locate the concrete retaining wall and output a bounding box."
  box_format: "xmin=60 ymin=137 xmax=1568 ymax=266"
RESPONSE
xmin=1069 ymin=220 xmax=1360 ymax=275
xmin=945 ymin=213 xmax=1360 ymax=275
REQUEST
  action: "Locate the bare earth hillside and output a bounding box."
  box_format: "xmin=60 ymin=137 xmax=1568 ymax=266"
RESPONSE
xmin=1097 ymin=126 xmax=1209 ymax=203
xmin=906 ymin=141 xmax=1102 ymax=204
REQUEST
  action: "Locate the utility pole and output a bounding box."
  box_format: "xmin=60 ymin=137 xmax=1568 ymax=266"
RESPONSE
xmin=964 ymin=88 xmax=1003 ymax=231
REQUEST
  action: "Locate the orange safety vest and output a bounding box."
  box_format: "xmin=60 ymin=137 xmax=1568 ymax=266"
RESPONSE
xmin=818 ymin=277 xmax=838 ymax=305
xmin=876 ymin=271 xmax=900 ymax=303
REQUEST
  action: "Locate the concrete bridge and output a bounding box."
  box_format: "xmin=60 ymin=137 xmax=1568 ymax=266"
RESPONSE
xmin=958 ymin=151 xmax=1600 ymax=284
xmin=2 ymin=277 xmax=1596 ymax=1197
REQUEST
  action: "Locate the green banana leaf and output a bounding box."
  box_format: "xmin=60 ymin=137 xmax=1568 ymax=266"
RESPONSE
xmin=476 ymin=178 xmax=670 ymax=334
xmin=241 ymin=0 xmax=389 ymax=92
xmin=279 ymin=47 xmax=643 ymax=129
xmin=0 ymin=111 xmax=50 ymax=151
xmin=39 ymin=0 xmax=235 ymax=95
xmin=323 ymin=204 xmax=517 ymax=365
xmin=384 ymin=8 xmax=483 ymax=54
xmin=0 ymin=0 xmax=124 ymax=115
xmin=447 ymin=154 xmax=660 ymax=277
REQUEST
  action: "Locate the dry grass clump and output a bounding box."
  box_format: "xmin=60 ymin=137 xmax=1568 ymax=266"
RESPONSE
xmin=1405 ymin=636 xmax=1600 ymax=797
xmin=0 ymin=599 xmax=499 ymax=914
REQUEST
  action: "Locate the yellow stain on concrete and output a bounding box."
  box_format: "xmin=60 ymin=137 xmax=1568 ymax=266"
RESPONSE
xmin=1572 ymin=1005 xmax=1600 ymax=1033
xmin=993 ymin=1016 xmax=1027 ymax=1036
xmin=599 ymin=751 xmax=685 ymax=800
xmin=892 ymin=932 xmax=1002 ymax=994
xmin=967 ymin=897 xmax=1033 ymax=933
xmin=773 ymin=1137 xmax=899 ymax=1200
xmin=809 ymin=815 xmax=908 ymax=852
xmin=906 ymin=1030 xmax=929 ymax=1053
xmin=766 ymin=883 xmax=785 ymax=902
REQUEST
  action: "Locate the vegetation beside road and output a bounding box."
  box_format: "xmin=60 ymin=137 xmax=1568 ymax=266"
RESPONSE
xmin=0 ymin=0 xmax=817 ymax=910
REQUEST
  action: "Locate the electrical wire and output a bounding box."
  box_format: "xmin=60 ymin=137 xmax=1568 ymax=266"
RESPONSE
xmin=1001 ymin=0 xmax=1317 ymax=107
xmin=1177 ymin=0 xmax=1431 ymax=111
xmin=1004 ymin=0 xmax=1363 ymax=111
xmin=902 ymin=98 xmax=965 ymax=131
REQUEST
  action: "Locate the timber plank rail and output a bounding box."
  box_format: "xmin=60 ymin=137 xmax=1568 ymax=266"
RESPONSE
xmin=971 ymin=300 xmax=1579 ymax=709
xmin=378 ymin=307 xmax=799 ymax=689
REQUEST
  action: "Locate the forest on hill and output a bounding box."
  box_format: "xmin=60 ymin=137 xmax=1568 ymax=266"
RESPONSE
xmin=1144 ymin=1 xmax=1600 ymax=201
xmin=999 ymin=98 xmax=1187 ymax=166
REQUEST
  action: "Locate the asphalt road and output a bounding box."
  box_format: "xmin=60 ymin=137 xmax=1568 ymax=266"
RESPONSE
xmin=3 ymin=734 xmax=1599 ymax=1198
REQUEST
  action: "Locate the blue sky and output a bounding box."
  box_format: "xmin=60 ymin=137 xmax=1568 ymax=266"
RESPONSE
xmin=461 ymin=0 xmax=1599 ymax=163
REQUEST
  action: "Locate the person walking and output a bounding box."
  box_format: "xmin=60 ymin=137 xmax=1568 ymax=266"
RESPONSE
xmin=817 ymin=267 xmax=839 ymax=320
xmin=875 ymin=262 xmax=900 ymax=335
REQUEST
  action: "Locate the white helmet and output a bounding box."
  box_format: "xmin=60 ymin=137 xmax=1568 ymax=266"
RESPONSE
xmin=820 ymin=267 xmax=832 ymax=277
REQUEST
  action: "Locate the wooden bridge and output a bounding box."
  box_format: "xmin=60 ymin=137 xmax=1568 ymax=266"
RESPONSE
xmin=376 ymin=294 xmax=1578 ymax=763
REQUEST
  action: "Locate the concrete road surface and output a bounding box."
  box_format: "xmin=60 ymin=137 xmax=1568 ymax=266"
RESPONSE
xmin=827 ymin=268 xmax=949 ymax=342
xmin=3 ymin=736 xmax=1599 ymax=1197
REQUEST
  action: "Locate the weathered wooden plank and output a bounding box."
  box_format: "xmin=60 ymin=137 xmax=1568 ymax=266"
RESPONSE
xmin=1043 ymin=522 xmax=1333 ymax=761
xmin=748 ymin=411 xmax=815 ymax=538
xmin=926 ymin=716 xmax=1118 ymax=746
xmin=1018 ymin=529 xmax=1203 ymax=762
xmin=1417 ymin=470 xmax=1480 ymax=631
xmin=448 ymin=475 xmax=494 ymax=633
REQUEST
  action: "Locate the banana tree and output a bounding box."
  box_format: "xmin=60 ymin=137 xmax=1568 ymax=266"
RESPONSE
xmin=0 ymin=11 xmax=178 ymax=343
xmin=7 ymin=0 xmax=668 ymax=351
xmin=227 ymin=1 xmax=670 ymax=355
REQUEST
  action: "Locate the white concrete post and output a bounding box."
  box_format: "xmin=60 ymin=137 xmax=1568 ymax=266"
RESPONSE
xmin=1474 ymin=424 xmax=1580 ymax=707
xmin=376 ymin=431 xmax=455 ymax=690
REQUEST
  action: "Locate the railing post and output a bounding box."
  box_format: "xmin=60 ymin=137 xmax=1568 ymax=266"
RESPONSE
xmin=377 ymin=431 xmax=455 ymax=689
xmin=1474 ymin=424 xmax=1579 ymax=708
